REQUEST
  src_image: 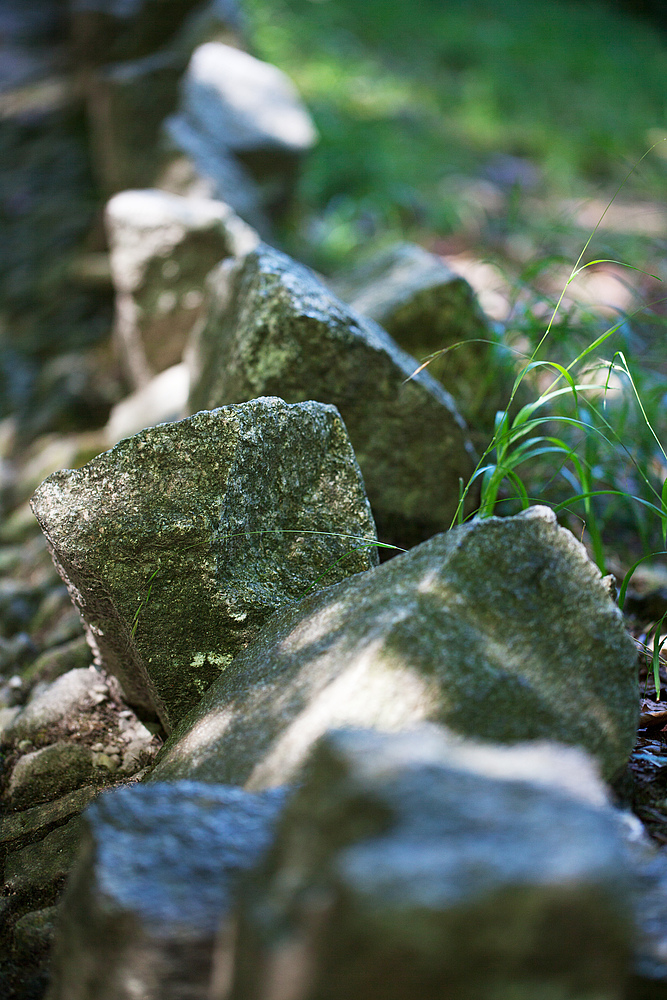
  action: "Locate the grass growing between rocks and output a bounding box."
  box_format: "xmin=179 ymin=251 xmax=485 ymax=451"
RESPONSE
xmin=442 ymin=149 xmax=667 ymax=569
xmin=245 ymin=0 xmax=667 ymax=573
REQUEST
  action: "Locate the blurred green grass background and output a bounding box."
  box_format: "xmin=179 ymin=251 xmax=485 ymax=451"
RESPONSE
xmin=244 ymin=0 xmax=667 ymax=272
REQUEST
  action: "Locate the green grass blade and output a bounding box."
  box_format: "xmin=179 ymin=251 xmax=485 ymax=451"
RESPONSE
xmin=618 ymin=551 xmax=667 ymax=611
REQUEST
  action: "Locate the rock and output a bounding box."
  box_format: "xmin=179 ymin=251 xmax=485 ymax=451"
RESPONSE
xmin=0 ymin=705 xmax=20 ymax=739
xmin=38 ymin=605 xmax=87 ymax=650
xmin=4 ymin=816 xmax=84 ymax=905
xmin=30 ymin=397 xmax=379 ymax=731
xmin=0 ymin=786 xmax=99 ymax=848
xmin=3 ymin=667 xmax=110 ymax=744
xmin=149 ymin=506 xmax=638 ymax=787
xmin=230 ymin=727 xmax=631 ymax=1000
xmin=106 ymin=189 xmax=257 ymax=386
xmin=618 ymin=813 xmax=667 ymax=989
xmin=12 ymin=906 xmax=58 ymax=961
xmin=165 ymin=41 xmax=317 ymax=221
xmin=331 ymin=242 xmax=506 ymax=430
xmin=113 ymin=714 xmax=159 ymax=774
xmin=21 ymin=636 xmax=93 ymax=690
xmin=8 ymin=430 xmax=106 ymax=513
xmin=187 ymin=243 xmax=476 ymax=547
xmin=104 ymin=363 xmax=190 ymax=444
xmin=160 ymin=113 xmax=271 ymax=234
xmin=180 ymin=42 xmax=316 ymax=159
xmin=16 ymin=350 xmax=117 ymax=442
xmin=0 ymin=632 xmax=35 ymax=674
xmin=6 ymin=742 xmax=97 ymax=810
xmin=45 ymin=782 xmax=288 ymax=1000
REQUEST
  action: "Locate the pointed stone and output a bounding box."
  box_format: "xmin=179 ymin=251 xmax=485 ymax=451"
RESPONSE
xmin=30 ymin=398 xmax=378 ymax=731
xmin=187 ymin=243 xmax=476 ymax=547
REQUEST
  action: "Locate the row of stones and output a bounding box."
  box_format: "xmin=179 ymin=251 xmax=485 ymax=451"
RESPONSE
xmin=45 ymin=727 xmax=663 ymax=1000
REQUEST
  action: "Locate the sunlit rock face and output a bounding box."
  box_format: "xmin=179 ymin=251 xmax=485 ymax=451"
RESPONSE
xmin=45 ymin=782 xmax=287 ymax=1000
xmin=187 ymin=242 xmax=477 ymax=549
xmin=105 ymin=188 xmax=257 ymax=388
xmin=149 ymin=506 xmax=638 ymax=787
xmin=180 ymin=42 xmax=317 ymax=155
xmin=30 ymin=397 xmax=378 ymax=732
xmin=164 ymin=41 xmax=317 ymax=225
xmin=230 ymin=727 xmax=631 ymax=1000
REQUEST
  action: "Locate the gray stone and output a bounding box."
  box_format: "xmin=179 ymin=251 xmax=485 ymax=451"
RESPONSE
xmin=104 ymin=363 xmax=190 ymax=444
xmin=21 ymin=636 xmax=93 ymax=690
xmin=106 ymin=189 xmax=258 ymax=387
xmin=149 ymin=506 xmax=638 ymax=787
xmin=45 ymin=782 xmax=287 ymax=1000
xmin=230 ymin=727 xmax=631 ymax=1000
xmin=4 ymin=816 xmax=84 ymax=904
xmin=331 ymin=242 xmax=506 ymax=429
xmin=30 ymin=398 xmax=378 ymax=731
xmin=163 ymin=42 xmax=316 ymax=224
xmin=4 ymin=668 xmax=110 ymax=744
xmin=0 ymin=786 xmax=99 ymax=847
xmin=160 ymin=114 xmax=271 ymax=234
xmin=180 ymin=42 xmax=316 ymax=157
xmin=0 ymin=579 xmax=43 ymax=637
xmin=0 ymin=705 xmax=19 ymax=740
xmin=7 ymin=743 xmax=97 ymax=810
xmin=12 ymin=906 xmax=58 ymax=961
xmin=187 ymin=244 xmax=476 ymax=547
xmin=618 ymin=813 xmax=667 ymax=986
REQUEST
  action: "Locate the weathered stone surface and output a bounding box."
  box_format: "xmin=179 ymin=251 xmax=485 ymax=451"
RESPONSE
xmin=0 ymin=705 xmax=19 ymax=739
xmin=0 ymin=786 xmax=99 ymax=847
xmin=106 ymin=189 xmax=258 ymax=387
xmin=230 ymin=727 xmax=631 ymax=1000
xmin=31 ymin=398 xmax=378 ymax=731
xmin=7 ymin=742 xmax=97 ymax=810
xmin=187 ymin=244 xmax=476 ymax=547
xmin=165 ymin=42 xmax=317 ymax=222
xmin=12 ymin=906 xmax=58 ymax=961
xmin=46 ymin=782 xmax=288 ymax=1000
xmin=4 ymin=668 xmax=110 ymax=744
xmin=149 ymin=506 xmax=638 ymax=787
xmin=331 ymin=241 xmax=506 ymax=430
xmin=104 ymin=363 xmax=190 ymax=444
xmin=4 ymin=816 xmax=84 ymax=904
